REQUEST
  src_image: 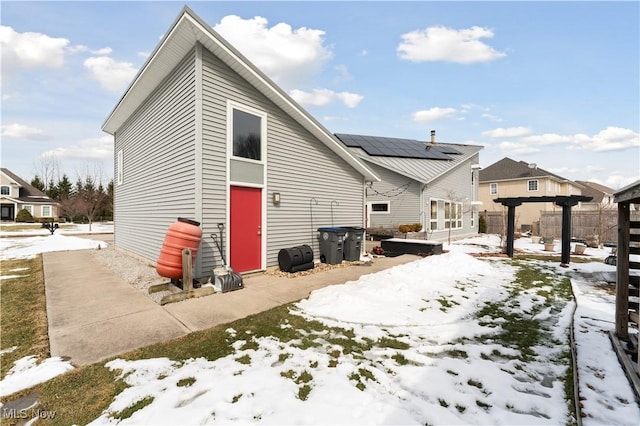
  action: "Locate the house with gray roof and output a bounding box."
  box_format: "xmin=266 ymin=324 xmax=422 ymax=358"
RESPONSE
xmin=336 ymin=131 xmax=483 ymax=241
xmin=478 ymin=157 xmax=585 ymax=230
xmin=102 ymin=7 xmax=379 ymax=276
xmin=0 ymin=168 xmax=59 ymax=221
xmin=575 ymin=180 xmax=616 ymax=209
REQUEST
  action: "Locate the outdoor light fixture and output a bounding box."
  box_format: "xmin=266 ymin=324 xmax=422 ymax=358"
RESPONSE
xmin=273 ymin=192 xmax=281 ymax=205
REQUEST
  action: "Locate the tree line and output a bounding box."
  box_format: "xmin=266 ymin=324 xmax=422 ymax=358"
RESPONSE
xmin=29 ymin=172 xmax=113 ymax=225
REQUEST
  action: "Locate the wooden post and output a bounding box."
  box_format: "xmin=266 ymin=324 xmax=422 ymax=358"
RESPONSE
xmin=560 ymin=203 xmax=572 ymax=266
xmin=615 ymin=202 xmax=630 ymax=339
xmin=182 ymin=248 xmax=193 ymax=292
xmin=506 ymin=204 xmax=516 ymax=257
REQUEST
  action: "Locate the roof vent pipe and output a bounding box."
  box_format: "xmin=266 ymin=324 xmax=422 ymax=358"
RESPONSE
xmin=430 ymin=130 xmax=436 ymax=144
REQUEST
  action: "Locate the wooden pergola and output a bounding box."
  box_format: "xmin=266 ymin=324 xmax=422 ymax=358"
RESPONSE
xmin=611 ymin=180 xmax=640 ymax=399
xmin=494 ymin=195 xmax=592 ymax=265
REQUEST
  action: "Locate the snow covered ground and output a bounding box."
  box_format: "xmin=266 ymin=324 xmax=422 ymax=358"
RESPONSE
xmin=0 ymin=221 xmax=114 ymax=237
xmin=1 ymin=232 xmax=638 ymax=424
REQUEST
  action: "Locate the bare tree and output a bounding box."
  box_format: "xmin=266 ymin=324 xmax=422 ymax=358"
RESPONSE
xmin=32 ymin=154 xmax=61 ymax=192
xmin=74 ymin=162 xmax=108 ymax=231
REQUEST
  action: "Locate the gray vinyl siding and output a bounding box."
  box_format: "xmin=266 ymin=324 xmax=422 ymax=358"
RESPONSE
xmin=424 ymin=155 xmax=479 ymax=240
xmin=114 ymin=49 xmax=197 ymax=264
xmin=200 ymin=48 xmax=364 ymax=274
xmin=364 ymin=162 xmax=421 ymax=229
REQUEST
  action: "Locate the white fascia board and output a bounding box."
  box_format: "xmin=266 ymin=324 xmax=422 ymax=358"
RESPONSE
xmin=102 ymin=8 xmax=379 ymax=182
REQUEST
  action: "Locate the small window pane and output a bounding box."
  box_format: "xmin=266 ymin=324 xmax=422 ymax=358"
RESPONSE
xmin=490 ymin=183 xmax=498 ymax=195
xmin=371 ymin=203 xmax=388 ymax=212
xmin=0 ymin=186 xmax=9 ymax=195
xmin=42 ymin=205 xmax=51 ymax=217
xmin=233 ymin=109 xmax=261 ymax=160
xmin=528 ymin=180 xmax=538 ymax=191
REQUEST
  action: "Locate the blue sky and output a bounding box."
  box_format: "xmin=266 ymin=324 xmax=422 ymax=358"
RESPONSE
xmin=2 ymin=1 xmax=639 ymax=189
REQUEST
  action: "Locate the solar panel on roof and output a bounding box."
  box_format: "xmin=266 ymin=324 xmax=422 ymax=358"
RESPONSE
xmin=429 ymin=145 xmax=462 ymax=155
xmin=335 ymin=133 xmax=453 ymax=160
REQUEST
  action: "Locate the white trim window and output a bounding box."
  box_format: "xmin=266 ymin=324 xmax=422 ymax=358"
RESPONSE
xmin=430 ymin=199 xmax=438 ymax=230
xmin=230 ymin=106 xmax=266 ymax=163
xmin=527 ymin=179 xmax=539 ymax=191
xmin=42 ymin=205 xmax=52 ymax=217
xmin=444 ymin=201 xmax=463 ymax=229
xmin=24 ymin=205 xmax=34 ymax=216
xmin=490 ymin=182 xmax=498 ymax=195
xmin=117 ymin=149 xmax=123 ymax=185
xmin=0 ymin=185 xmax=9 ymax=196
xmin=370 ymin=201 xmax=390 ymax=214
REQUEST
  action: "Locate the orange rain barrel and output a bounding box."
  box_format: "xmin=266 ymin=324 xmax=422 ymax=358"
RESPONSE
xmin=156 ymin=218 xmax=202 ymax=279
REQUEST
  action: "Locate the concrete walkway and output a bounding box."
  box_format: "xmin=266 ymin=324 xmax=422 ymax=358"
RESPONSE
xmin=43 ymin=249 xmax=417 ymax=366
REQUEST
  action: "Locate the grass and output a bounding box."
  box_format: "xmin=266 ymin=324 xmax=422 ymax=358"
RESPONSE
xmin=0 ymin=256 xmax=49 ymax=380
xmin=0 ymin=254 xmax=581 ymax=424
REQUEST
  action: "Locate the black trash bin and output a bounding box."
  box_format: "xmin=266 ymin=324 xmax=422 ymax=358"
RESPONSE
xmin=341 ymin=226 xmax=365 ymax=261
xmin=278 ymin=245 xmax=314 ymax=273
xmin=317 ymin=227 xmax=347 ymax=264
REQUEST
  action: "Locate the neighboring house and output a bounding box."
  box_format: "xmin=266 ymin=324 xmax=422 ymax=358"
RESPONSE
xmin=336 ymin=132 xmax=483 ymax=241
xmin=0 ymin=168 xmax=59 ymax=221
xmin=575 ymin=180 xmax=616 ymax=210
xmin=478 ymin=157 xmax=584 ymax=229
xmin=101 ymin=7 xmax=379 ymax=277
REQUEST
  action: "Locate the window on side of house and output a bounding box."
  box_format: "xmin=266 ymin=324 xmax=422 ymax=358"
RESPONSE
xmin=232 ymin=108 xmax=262 ymax=161
xmin=527 ymin=179 xmax=539 ymax=191
xmin=490 ymin=182 xmax=498 ymax=195
xmin=444 ymin=201 xmax=463 ymax=229
xmin=371 ymin=202 xmax=390 ymax=213
xmin=42 ymin=205 xmax=51 ymax=217
xmin=24 ymin=205 xmax=33 ymax=216
xmin=430 ymin=199 xmax=438 ymax=230
xmin=0 ymin=186 xmax=9 ymax=195
xmin=117 ymin=149 xmax=123 ymax=185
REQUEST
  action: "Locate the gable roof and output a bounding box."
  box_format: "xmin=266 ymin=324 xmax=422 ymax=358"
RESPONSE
xmin=336 ymin=133 xmax=482 ymax=184
xmin=1 ymin=168 xmax=56 ymax=203
xmin=101 ymin=6 xmax=378 ymax=182
xmin=574 ymin=180 xmax=615 ymax=203
xmin=479 ymin=157 xmax=580 ymax=186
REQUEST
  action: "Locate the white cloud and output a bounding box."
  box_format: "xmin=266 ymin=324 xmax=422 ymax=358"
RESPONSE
xmin=397 ymin=26 xmax=506 ymax=64
xmin=520 ymin=133 xmax=576 ymax=146
xmin=518 ymin=127 xmax=639 ymax=152
xmin=482 ymin=126 xmax=532 ymax=138
xmin=605 ymin=174 xmax=638 ymax=189
xmin=83 ymin=56 xmax=138 ymax=92
xmin=1 ymin=123 xmax=49 ymax=141
xmin=40 ymin=135 xmax=112 ymax=161
xmin=0 ymin=26 xmax=69 ymax=75
xmin=137 ymin=51 xmax=151 ymax=59
xmin=480 ymin=113 xmax=503 ymax=123
xmin=412 ymin=107 xmax=457 ymax=122
xmin=289 ymin=89 xmax=363 ymax=108
xmin=578 ymin=127 xmax=640 ymax=152
xmin=214 ymin=15 xmax=332 ymax=89
xmin=499 ymin=141 xmax=540 ymax=155
xmin=67 ymin=45 xmax=112 ymax=55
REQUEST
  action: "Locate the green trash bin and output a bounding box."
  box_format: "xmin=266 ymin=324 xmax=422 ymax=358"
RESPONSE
xmin=317 ymin=227 xmax=346 ymax=264
xmin=341 ymin=226 xmax=365 ymax=261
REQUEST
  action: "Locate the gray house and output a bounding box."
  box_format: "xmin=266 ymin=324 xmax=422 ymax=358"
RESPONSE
xmin=102 ymin=7 xmax=378 ymax=276
xmin=336 ymin=132 xmax=483 ymax=241
xmin=1 ymin=168 xmax=60 ymax=221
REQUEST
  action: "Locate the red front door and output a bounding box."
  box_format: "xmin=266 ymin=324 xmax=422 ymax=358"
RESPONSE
xmin=230 ymin=186 xmax=262 ymax=272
